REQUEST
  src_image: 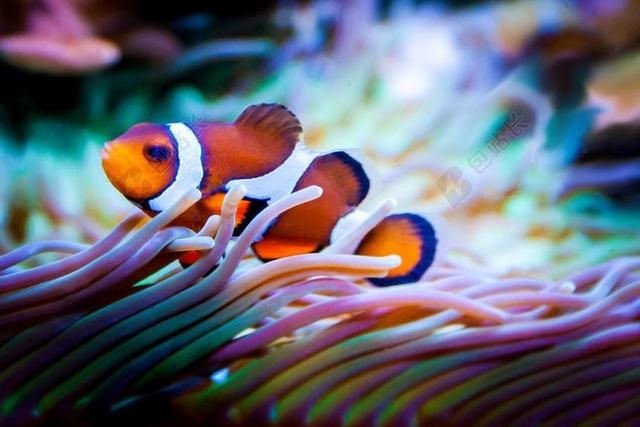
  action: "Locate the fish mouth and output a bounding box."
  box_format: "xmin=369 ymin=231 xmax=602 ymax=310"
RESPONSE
xmin=101 ymin=142 xmax=113 ymax=160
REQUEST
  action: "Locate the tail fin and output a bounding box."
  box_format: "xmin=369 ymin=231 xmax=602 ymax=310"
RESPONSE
xmin=356 ymin=213 xmax=437 ymax=286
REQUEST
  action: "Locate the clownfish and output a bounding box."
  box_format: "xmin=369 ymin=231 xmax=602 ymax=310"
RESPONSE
xmin=101 ymin=103 xmax=437 ymax=286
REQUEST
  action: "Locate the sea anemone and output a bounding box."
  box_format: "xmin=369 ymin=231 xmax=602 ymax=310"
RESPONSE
xmin=1 ymin=178 xmax=639 ymax=426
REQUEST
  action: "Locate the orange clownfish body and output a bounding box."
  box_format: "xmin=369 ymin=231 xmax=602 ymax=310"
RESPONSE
xmin=101 ymin=104 xmax=437 ymax=286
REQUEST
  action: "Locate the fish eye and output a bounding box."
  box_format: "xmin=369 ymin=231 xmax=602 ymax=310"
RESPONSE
xmin=144 ymin=145 xmax=170 ymax=163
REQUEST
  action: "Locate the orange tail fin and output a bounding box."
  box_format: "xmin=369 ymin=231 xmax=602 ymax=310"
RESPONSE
xmin=356 ymin=213 xmax=437 ymax=286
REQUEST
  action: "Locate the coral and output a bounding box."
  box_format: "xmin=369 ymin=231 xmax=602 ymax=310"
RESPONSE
xmin=0 ymin=0 xmax=120 ymax=74
xmin=0 ymin=0 xmax=188 ymax=75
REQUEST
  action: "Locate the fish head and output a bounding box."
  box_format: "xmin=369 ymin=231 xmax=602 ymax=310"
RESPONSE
xmin=101 ymin=123 xmax=178 ymax=203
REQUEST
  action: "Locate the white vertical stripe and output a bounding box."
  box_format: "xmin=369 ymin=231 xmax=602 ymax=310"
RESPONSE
xmin=148 ymin=123 xmax=204 ymax=212
xmin=226 ymin=143 xmax=317 ymax=202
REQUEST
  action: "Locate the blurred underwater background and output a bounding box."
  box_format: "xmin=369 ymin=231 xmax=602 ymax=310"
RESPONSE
xmin=1 ymin=0 xmax=640 ymax=426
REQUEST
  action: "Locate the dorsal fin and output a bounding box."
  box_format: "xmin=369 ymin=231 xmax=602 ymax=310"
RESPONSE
xmin=234 ymin=103 xmax=302 ymax=149
xmin=190 ymin=104 xmax=302 ymax=192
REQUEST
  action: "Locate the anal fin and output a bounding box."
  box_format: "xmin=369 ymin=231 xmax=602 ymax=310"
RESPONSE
xmin=201 ymin=192 xmax=268 ymax=236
